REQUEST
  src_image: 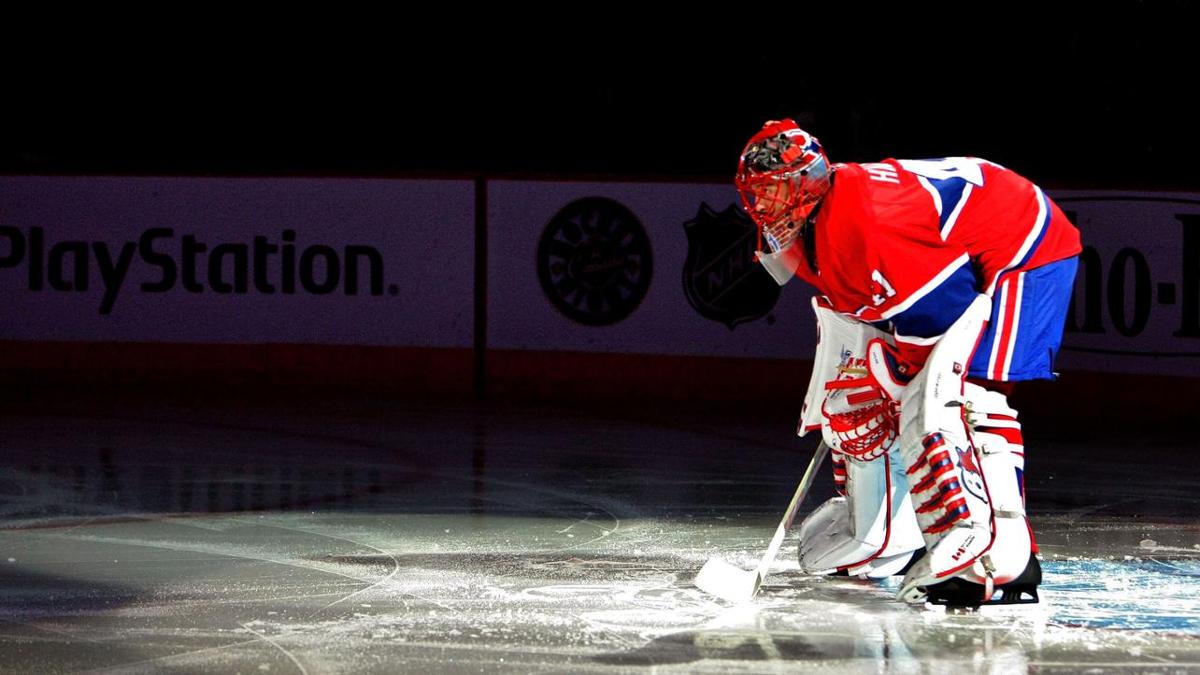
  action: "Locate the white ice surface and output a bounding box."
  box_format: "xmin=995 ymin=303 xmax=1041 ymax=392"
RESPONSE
xmin=1 ymin=405 xmax=1198 ymax=673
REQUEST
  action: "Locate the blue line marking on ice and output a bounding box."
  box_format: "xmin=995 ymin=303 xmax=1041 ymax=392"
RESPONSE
xmin=1042 ymin=559 xmax=1200 ymax=633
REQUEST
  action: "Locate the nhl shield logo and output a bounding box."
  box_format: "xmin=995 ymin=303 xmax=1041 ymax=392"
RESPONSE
xmin=683 ymin=203 xmax=781 ymax=329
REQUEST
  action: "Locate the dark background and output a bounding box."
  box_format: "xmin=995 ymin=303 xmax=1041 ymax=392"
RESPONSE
xmin=3 ymin=6 xmax=1198 ymax=188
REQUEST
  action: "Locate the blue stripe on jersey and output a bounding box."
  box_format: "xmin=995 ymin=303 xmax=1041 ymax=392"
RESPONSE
xmin=888 ymin=263 xmax=979 ymax=338
xmin=926 ymin=176 xmax=970 ymax=233
xmin=1012 ymin=187 xmax=1052 ymax=270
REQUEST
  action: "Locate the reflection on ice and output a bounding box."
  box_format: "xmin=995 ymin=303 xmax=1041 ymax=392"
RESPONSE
xmin=2 ymin=403 xmax=1199 ymax=671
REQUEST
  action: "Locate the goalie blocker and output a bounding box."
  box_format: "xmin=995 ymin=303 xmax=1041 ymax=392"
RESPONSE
xmin=797 ymin=295 xmax=1040 ymax=607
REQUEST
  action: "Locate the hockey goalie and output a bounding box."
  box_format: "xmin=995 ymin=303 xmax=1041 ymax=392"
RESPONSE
xmin=735 ymin=119 xmax=1082 ymax=606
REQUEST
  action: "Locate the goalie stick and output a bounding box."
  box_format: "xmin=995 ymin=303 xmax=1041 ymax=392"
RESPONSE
xmin=694 ymin=440 xmax=831 ymax=603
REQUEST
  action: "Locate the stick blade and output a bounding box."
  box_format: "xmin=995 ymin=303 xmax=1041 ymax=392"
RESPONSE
xmin=694 ymin=557 xmax=760 ymax=604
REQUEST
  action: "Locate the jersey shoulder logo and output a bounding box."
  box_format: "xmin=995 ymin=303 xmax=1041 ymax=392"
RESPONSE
xmin=869 ymin=269 xmax=897 ymax=306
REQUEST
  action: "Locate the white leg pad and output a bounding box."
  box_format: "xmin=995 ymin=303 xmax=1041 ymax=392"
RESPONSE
xmin=899 ymin=382 xmax=1036 ymax=599
xmin=848 ymin=550 xmax=918 ymax=578
xmin=973 ymin=442 xmax=1032 ymax=583
xmin=799 ymin=448 xmax=923 ymax=576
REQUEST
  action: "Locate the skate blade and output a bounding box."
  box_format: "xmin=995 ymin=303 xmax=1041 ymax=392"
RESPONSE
xmin=925 ymin=594 xmax=1052 ymax=617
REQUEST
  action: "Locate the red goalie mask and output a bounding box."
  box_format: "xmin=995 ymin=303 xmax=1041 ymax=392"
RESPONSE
xmin=735 ymin=119 xmax=832 ymax=256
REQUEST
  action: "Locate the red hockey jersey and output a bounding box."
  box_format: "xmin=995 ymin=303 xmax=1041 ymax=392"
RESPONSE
xmin=788 ymin=157 xmax=1081 ymax=373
